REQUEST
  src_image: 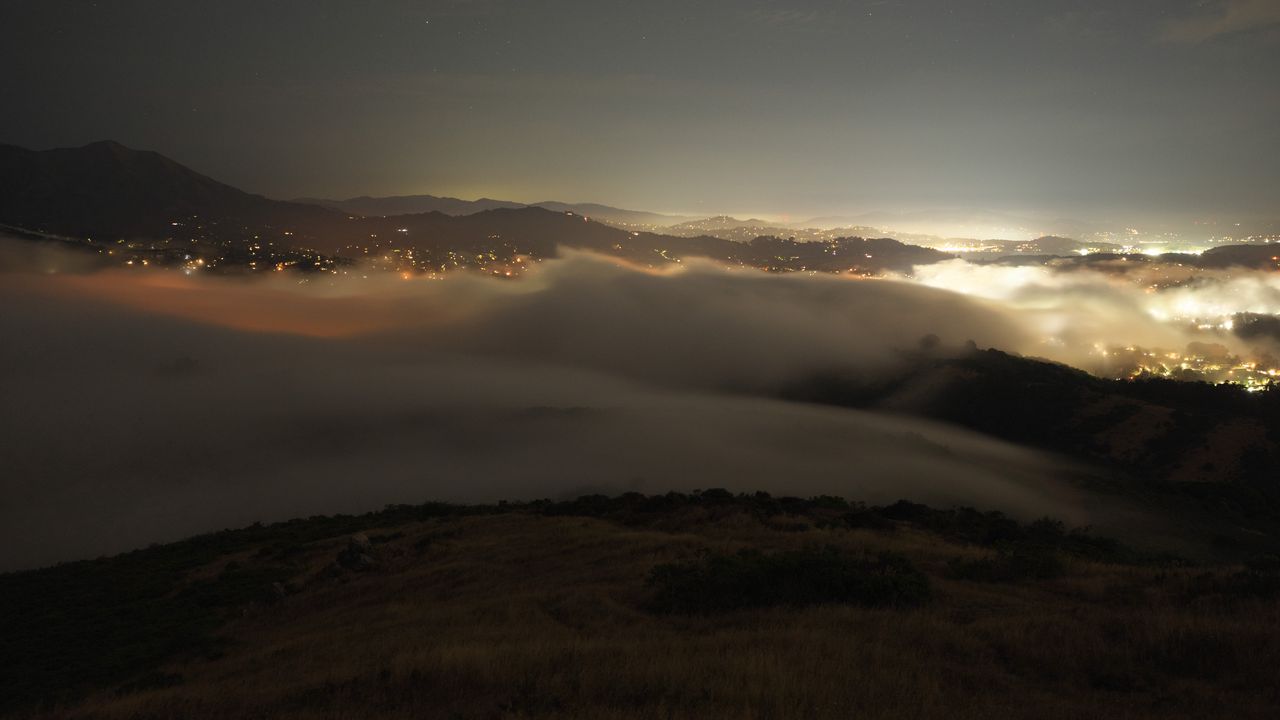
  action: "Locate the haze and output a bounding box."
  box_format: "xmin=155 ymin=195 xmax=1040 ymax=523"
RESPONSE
xmin=3 ymin=0 xmax=1278 ymax=226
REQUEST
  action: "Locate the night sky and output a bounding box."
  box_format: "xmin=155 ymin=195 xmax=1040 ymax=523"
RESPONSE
xmin=3 ymin=0 xmax=1278 ymax=222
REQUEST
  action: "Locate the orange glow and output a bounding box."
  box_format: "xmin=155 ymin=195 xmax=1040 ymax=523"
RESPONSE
xmin=9 ymin=272 xmax=414 ymax=338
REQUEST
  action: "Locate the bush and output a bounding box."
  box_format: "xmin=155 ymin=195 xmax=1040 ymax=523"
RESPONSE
xmin=1185 ymin=555 xmax=1280 ymax=601
xmin=821 ymin=505 xmax=896 ymax=532
xmin=948 ymin=544 xmax=1065 ymax=582
xmin=647 ymin=546 xmax=930 ymax=614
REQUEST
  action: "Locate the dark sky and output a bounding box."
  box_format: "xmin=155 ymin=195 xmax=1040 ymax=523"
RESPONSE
xmin=3 ymin=0 xmax=1278 ymax=222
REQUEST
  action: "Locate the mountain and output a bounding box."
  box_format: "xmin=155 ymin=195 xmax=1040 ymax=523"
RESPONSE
xmin=312 ymin=204 xmax=691 ymax=257
xmin=802 ymin=210 xmax=1101 ymax=240
xmin=294 ymin=195 xmax=697 ymax=229
xmin=663 ymin=216 xmax=782 ymax=237
xmin=1198 ymin=244 xmax=1280 ymax=269
xmin=0 ymin=141 xmax=695 ymax=256
xmin=527 ymin=201 xmax=697 ymax=228
xmin=0 ymin=141 xmax=953 ymax=275
xmin=293 ymin=194 xmax=525 ymax=217
xmin=971 ymin=243 xmax=1277 ymax=271
xmin=667 ymin=215 xmax=773 ymax=229
xmin=0 ymin=141 xmax=338 ymax=240
xmin=737 ymin=235 xmax=950 ymax=273
xmin=951 ymin=235 xmax=1124 ymax=257
xmin=316 ymin=210 xmax=949 ymax=274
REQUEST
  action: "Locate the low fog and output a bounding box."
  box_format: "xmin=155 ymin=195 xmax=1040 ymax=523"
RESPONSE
xmin=0 ymin=242 xmax=1109 ymax=571
xmin=911 ymin=259 xmax=1280 ymax=368
xmin=15 ymin=241 xmax=1275 ymax=570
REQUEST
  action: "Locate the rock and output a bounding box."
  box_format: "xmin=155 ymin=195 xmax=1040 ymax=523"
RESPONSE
xmin=349 ymin=533 xmax=373 ymax=552
xmin=337 ymin=534 xmax=379 ymax=571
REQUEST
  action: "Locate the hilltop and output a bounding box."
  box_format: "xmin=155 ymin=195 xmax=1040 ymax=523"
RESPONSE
xmin=4 ymin=491 xmax=1278 ymax=719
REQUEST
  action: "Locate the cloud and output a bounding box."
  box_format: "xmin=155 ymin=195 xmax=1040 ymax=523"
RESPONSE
xmin=1160 ymin=0 xmax=1280 ymax=43
xmin=0 ymin=245 xmax=1086 ymax=571
xmin=18 ymin=241 xmax=1275 ymax=571
xmin=907 ymin=258 xmax=1280 ymax=371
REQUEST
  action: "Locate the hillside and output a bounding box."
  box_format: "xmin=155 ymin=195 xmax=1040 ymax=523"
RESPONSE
xmin=4 ymin=492 xmax=1278 ymax=719
xmin=783 ymin=347 xmax=1280 ymax=552
xmin=0 ymin=141 xmax=339 ymax=241
xmin=1198 ymin=244 xmax=1280 ymax=270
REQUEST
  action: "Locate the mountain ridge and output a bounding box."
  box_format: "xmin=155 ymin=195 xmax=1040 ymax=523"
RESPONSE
xmin=295 ymin=194 xmax=699 ymax=228
xmin=0 ymin=140 xmax=340 ymax=240
xmin=0 ymin=140 xmax=952 ymax=274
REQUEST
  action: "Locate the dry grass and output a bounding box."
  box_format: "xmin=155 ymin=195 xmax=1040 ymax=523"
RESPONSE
xmin=14 ymin=511 xmax=1280 ymax=720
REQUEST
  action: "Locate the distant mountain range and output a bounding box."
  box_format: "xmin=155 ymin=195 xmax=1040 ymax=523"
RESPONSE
xmin=293 ymin=195 xmax=525 ymax=217
xmin=799 ymin=210 xmax=1102 ymax=240
xmin=8 ymin=141 xmax=1273 ymax=262
xmin=659 ymin=218 xmax=1125 ymax=258
xmin=520 ymin=201 xmax=699 ymax=229
xmin=0 ymin=141 xmax=950 ymax=275
xmin=294 ymin=194 xmax=698 ymax=229
xmin=9 ymin=141 xmax=1272 ymax=275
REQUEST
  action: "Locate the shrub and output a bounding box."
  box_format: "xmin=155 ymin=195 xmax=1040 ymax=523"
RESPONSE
xmin=1185 ymin=555 xmax=1280 ymax=601
xmin=647 ymin=546 xmax=930 ymax=614
xmin=948 ymin=544 xmax=1065 ymax=582
xmin=826 ymin=509 xmax=896 ymax=531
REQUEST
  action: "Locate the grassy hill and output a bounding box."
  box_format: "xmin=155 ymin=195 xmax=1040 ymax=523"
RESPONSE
xmin=4 ymin=492 xmax=1279 ymax=719
xmin=784 ymin=347 xmax=1280 ymax=554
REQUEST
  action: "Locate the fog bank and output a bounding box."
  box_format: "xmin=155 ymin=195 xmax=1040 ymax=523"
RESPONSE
xmin=0 ymin=246 xmax=1091 ymax=571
